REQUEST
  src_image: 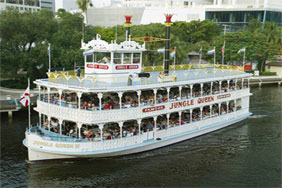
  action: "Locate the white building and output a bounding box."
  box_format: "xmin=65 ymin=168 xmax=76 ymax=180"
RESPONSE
xmin=0 ymin=0 xmax=41 ymax=13
xmin=0 ymin=0 xmax=55 ymax=12
xmin=83 ymin=0 xmax=282 ymax=28
xmin=41 ymin=0 xmax=55 ymax=12
xmin=55 ymin=0 xmax=79 ymax=12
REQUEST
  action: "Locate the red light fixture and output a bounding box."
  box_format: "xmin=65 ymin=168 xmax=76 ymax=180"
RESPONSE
xmin=164 ymin=14 xmax=173 ymax=23
xmin=125 ymin=15 xmax=132 ymax=23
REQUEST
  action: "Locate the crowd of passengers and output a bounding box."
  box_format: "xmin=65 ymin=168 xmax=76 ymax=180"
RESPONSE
xmin=42 ymin=102 xmax=238 ymax=141
xmin=42 ymin=80 xmax=246 ymax=110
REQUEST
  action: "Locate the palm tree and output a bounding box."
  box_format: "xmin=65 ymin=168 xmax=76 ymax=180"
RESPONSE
xmin=77 ymin=0 xmax=93 ymax=24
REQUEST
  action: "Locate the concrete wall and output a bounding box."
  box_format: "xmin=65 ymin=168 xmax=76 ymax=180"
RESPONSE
xmin=268 ymin=66 xmax=282 ymax=77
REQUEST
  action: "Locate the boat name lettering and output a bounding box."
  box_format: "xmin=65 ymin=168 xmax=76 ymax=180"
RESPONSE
xmin=33 ymin=141 xmax=53 ymax=147
xmin=87 ymin=64 xmax=109 ymax=70
xmin=197 ymin=96 xmax=214 ymax=104
xmin=169 ymin=100 xmax=194 ymax=109
xmin=217 ymin=94 xmax=231 ymax=99
xmin=142 ymin=105 xmax=165 ymax=113
xmin=55 ymin=143 xmax=75 ymax=148
xmin=115 ymin=65 xmax=139 ymax=70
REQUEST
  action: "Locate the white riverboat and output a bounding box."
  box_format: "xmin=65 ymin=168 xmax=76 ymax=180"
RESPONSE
xmin=23 ymin=16 xmax=252 ymax=161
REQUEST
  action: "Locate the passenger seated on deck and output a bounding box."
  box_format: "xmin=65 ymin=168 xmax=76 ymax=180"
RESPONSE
xmin=83 ymin=127 xmax=89 ymax=138
xmin=43 ymin=119 xmax=49 ymax=130
xmin=87 ymin=130 xmax=94 ymax=141
xmin=146 ymin=121 xmax=154 ymax=131
xmin=99 ymin=56 xmax=110 ymax=64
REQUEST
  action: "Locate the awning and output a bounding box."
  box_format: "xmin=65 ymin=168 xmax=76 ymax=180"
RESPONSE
xmin=83 ymin=49 xmax=94 ymax=56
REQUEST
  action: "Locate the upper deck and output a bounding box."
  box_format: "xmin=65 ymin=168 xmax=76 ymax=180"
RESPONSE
xmin=35 ymin=65 xmax=250 ymax=92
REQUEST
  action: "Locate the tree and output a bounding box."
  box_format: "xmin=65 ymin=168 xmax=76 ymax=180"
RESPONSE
xmin=76 ymin=0 xmax=93 ymax=24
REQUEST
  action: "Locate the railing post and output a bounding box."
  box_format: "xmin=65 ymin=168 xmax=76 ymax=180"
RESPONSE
xmin=210 ymin=82 xmax=213 ymax=95
xmin=209 ymin=105 xmax=212 ymax=118
xmin=48 ymin=116 xmax=51 ymax=131
xmin=137 ymin=119 xmax=142 ymax=142
xmin=200 ymin=107 xmax=203 ymax=121
xmin=98 ymin=93 xmax=103 ymax=111
xmin=166 ymin=113 xmax=170 ymax=129
xmin=179 ymin=86 xmax=182 ymax=99
xmin=200 ymin=83 xmax=203 ymax=96
xmin=178 ymin=111 xmax=182 ymax=126
xmin=190 ymin=85 xmax=193 ymax=98
xmin=58 ymin=119 xmax=63 ymax=136
xmin=137 ymin=119 xmax=142 ymax=136
xmin=167 ymin=87 xmax=170 ymax=102
xmin=98 ymin=124 xmax=104 ymax=142
xmin=77 ymin=122 xmax=82 ymax=139
xmin=118 ymin=92 xmax=123 ymax=109
xmin=39 ymin=113 xmax=42 ymax=127
xmin=153 ymin=116 xmax=157 ymax=140
xmin=38 ymin=85 xmax=41 ymax=101
xmin=118 ymin=121 xmax=123 ymax=139
xmin=219 ymin=103 xmax=222 ymax=115
xmin=137 ymin=90 xmax=142 ymax=107
xmin=190 ymin=109 xmax=193 ymax=123
xmin=58 ymin=89 xmax=63 ymax=106
xmin=235 ymin=79 xmax=238 ymax=90
xmin=77 ymin=92 xmax=82 ymax=109
xmin=219 ymin=81 xmax=222 ymax=93
xmin=153 ymin=89 xmax=157 ymax=105
xmin=227 ymin=80 xmax=230 ymax=92
xmin=47 ymin=87 xmax=50 ymax=104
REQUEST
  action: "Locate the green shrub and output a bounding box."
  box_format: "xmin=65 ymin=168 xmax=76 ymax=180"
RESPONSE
xmin=260 ymin=71 xmax=277 ymax=76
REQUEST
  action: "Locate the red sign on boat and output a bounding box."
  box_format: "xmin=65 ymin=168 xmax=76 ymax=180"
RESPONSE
xmin=87 ymin=64 xmax=109 ymax=70
xmin=115 ymin=65 xmax=139 ymax=70
xmin=142 ymin=105 xmax=165 ymax=113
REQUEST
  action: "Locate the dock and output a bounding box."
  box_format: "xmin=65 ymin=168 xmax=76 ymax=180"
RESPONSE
xmin=249 ymin=76 xmax=282 ymax=87
xmin=0 ymin=87 xmax=37 ymax=117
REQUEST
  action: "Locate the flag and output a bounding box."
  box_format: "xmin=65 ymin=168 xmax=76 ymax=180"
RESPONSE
xmin=238 ymin=47 xmax=245 ymax=54
xmin=48 ymin=44 xmax=50 ymax=56
xmin=170 ymin=48 xmax=176 ymax=57
xmin=157 ymin=48 xmax=165 ymax=53
xmin=221 ymin=42 xmax=225 ymax=54
xmin=19 ymin=87 xmax=30 ymax=107
xmin=207 ymin=48 xmax=215 ymax=55
xmin=199 ymin=47 xmax=202 ymax=54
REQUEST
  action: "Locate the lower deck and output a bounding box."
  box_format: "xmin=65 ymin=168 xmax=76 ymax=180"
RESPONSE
xmin=24 ymin=106 xmax=251 ymax=161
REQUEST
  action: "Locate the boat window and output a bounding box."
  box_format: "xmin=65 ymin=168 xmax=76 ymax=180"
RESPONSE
xmin=94 ymin=52 xmax=111 ymax=64
xmin=86 ymin=55 xmax=93 ymax=62
xmin=133 ymin=53 xmax=140 ymax=64
xmin=113 ymin=53 xmax=122 ymax=64
xmin=123 ymin=53 xmax=132 ymax=64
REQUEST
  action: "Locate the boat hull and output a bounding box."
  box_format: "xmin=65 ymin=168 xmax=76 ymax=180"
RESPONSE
xmin=25 ymin=112 xmax=251 ymax=161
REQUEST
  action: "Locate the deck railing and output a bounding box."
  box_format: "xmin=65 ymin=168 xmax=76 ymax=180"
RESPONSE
xmin=28 ymin=108 xmax=249 ymax=152
xmin=45 ymin=65 xmax=245 ymax=88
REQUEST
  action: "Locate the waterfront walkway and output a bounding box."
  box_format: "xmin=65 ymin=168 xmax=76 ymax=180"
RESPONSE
xmin=0 ymin=87 xmax=37 ymax=116
xmin=249 ymin=76 xmax=282 ymax=87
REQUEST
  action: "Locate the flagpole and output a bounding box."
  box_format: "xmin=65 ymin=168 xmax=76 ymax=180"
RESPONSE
xmin=28 ymin=78 xmax=31 ymax=130
xmin=214 ymin=46 xmax=216 ymax=68
xmin=199 ymin=47 xmax=202 ymax=65
xmin=174 ymin=47 xmax=176 ymax=74
xmin=163 ymin=51 xmax=165 ymax=71
xmin=48 ymin=43 xmax=51 ymax=73
xmin=243 ymin=48 xmax=246 ymax=68
xmin=222 ymin=40 xmax=225 ymax=65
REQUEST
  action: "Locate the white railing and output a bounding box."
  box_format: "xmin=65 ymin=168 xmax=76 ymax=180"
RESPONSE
xmin=36 ymin=88 xmax=250 ymax=124
xmin=28 ymin=108 xmax=249 ymax=154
